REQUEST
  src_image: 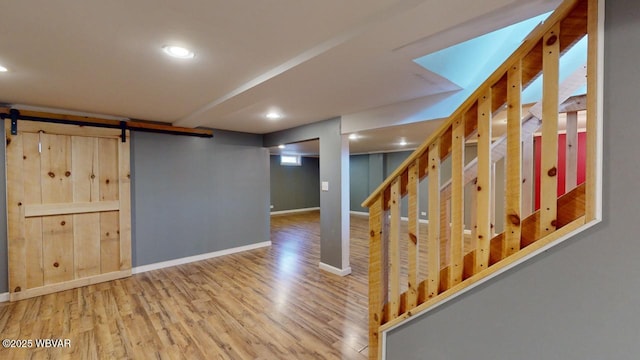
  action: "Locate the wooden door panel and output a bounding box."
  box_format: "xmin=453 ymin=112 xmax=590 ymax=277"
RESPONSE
xmin=72 ymin=136 xmax=100 ymax=202
xmin=40 ymin=133 xmax=73 ymax=204
xmin=99 ymin=138 xmax=119 ymax=201
xmin=22 ymin=132 xmax=44 ymax=289
xmin=100 ymin=211 xmax=120 ymax=273
xmin=74 ymin=213 xmax=101 ymax=278
xmin=42 ymin=215 xmax=74 ymax=285
xmin=5 ymin=120 xmax=131 ymax=301
xmin=6 ymin=130 xmax=26 ymax=293
xmin=24 ymin=218 xmax=44 ymax=288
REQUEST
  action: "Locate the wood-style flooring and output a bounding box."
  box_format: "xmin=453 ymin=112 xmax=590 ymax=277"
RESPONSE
xmin=0 ymin=211 xmax=372 ymax=360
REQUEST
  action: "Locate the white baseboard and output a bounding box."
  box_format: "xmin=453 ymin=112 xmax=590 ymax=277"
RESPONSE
xmin=319 ymin=262 xmax=352 ymax=276
xmin=0 ymin=292 xmax=9 ymax=303
xmin=270 ymin=207 xmax=320 ymax=215
xmin=132 ymin=241 xmax=272 ymax=274
xmin=350 ymin=211 xmax=369 ymax=217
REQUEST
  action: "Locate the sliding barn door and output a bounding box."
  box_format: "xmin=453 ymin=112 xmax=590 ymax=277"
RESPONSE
xmin=5 ymin=120 xmax=131 ymax=301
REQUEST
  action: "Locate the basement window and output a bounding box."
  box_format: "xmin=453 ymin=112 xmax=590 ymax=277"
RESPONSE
xmin=281 ymin=155 xmax=301 ymax=166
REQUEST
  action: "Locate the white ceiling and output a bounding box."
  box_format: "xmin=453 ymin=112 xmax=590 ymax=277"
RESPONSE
xmin=0 ymin=0 xmax=561 ymax=153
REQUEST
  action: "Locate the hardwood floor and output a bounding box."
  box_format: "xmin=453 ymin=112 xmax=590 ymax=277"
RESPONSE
xmin=0 ymin=211 xmax=371 ymax=359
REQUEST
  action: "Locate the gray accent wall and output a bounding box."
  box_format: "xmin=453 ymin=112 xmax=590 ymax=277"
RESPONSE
xmin=270 ymin=155 xmax=320 ymax=212
xmin=131 ymin=130 xmax=270 ymax=267
xmin=387 ymin=1 xmax=640 ymax=359
xmin=350 ymin=154 xmax=370 ymax=213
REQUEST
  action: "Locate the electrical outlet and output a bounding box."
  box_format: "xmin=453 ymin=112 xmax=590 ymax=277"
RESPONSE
xmin=270 ymin=205 xmax=274 ymax=209
xmin=420 ymin=211 xmax=427 ymax=216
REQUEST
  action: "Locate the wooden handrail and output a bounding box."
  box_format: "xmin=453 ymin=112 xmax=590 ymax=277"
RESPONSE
xmin=364 ymin=0 xmax=598 ymax=359
xmin=362 ymin=0 xmax=584 ymax=209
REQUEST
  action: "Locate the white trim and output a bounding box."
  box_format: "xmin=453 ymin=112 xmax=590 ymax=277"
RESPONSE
xmin=319 ymin=262 xmax=352 ymax=276
xmin=0 ymin=292 xmax=9 ymax=303
xmin=132 ymin=241 xmax=272 ymax=274
xmin=350 ymin=210 xmax=369 ymax=217
xmin=270 ymin=207 xmax=320 ymax=215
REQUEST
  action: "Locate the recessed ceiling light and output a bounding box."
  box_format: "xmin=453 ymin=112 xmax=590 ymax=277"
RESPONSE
xmin=278 ymin=144 xmax=286 ymax=149
xmin=399 ymin=139 xmax=408 ymax=146
xmin=348 ymin=134 xmax=358 ymax=140
xmin=0 ymin=65 xmax=8 ymax=72
xmin=162 ymin=45 xmax=195 ymax=59
xmin=266 ymin=112 xmax=281 ymax=120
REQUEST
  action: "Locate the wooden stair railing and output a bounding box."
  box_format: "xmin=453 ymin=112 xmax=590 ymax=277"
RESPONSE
xmin=361 ymin=0 xmax=600 ymax=358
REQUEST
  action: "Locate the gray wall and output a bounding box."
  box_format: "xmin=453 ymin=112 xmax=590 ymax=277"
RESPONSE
xmin=264 ymin=117 xmax=349 ymax=270
xmin=350 ymin=154 xmax=370 ymax=213
xmin=387 ymin=1 xmax=640 ymax=359
xmin=270 ymin=155 xmax=320 ymax=211
xmin=131 ymin=130 xmax=270 ymax=266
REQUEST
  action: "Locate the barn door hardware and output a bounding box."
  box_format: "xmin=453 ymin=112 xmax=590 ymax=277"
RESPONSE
xmin=1 ymin=109 xmax=214 ymax=141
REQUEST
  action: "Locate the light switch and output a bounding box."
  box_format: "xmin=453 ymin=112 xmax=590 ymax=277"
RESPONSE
xmin=321 ymin=181 xmax=329 ymax=191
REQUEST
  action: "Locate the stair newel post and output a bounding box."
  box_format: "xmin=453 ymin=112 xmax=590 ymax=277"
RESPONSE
xmin=427 ymin=140 xmax=441 ymax=298
xmin=475 ymin=88 xmax=493 ymax=273
xmin=539 ymin=23 xmax=561 ymax=239
xmin=368 ymin=195 xmax=386 ymax=360
xmin=504 ymin=60 xmax=523 ymax=258
xmin=450 ymin=117 xmax=465 ymax=287
xmin=407 ymin=160 xmax=420 ymax=310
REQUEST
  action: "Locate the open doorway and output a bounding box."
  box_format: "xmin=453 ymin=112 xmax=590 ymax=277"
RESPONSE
xmin=268 ymin=139 xmax=320 ymax=214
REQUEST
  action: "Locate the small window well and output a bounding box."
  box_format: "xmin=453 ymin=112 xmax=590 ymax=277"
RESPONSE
xmin=281 ymin=155 xmax=301 ymax=166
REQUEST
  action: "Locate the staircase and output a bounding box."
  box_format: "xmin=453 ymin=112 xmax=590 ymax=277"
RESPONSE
xmin=361 ymin=0 xmax=601 ymax=358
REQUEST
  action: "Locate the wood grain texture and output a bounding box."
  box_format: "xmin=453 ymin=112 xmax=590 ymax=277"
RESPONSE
xmin=450 ymin=117 xmax=465 ymax=286
xmin=6 ymin=122 xmax=131 ymax=298
xmin=368 ymin=198 xmax=384 ymax=360
xmin=406 ymin=162 xmax=420 ymax=310
xmin=1 ymin=211 xmax=369 ymax=360
xmin=539 ymin=23 xmax=561 ymax=239
xmin=387 ymin=179 xmax=401 ymax=319
xmin=475 ymin=89 xmax=492 ymax=273
xmin=504 ymin=61 xmax=523 ymax=258
xmin=427 ymin=141 xmax=440 ymax=298
xmin=118 ymin=132 xmax=132 ymax=271
xmin=22 ymin=132 xmax=44 ymax=289
xmin=5 ymin=120 xmax=27 ymax=294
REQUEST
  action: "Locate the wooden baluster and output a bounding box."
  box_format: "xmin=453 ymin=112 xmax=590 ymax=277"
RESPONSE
xmin=504 ymin=60 xmax=523 ymax=258
xmin=539 ymin=23 xmax=560 ymax=239
xmin=450 ymin=117 xmax=465 ymax=286
xmin=407 ymin=161 xmax=420 ymax=310
xmin=427 ymin=140 xmax=441 ymax=298
xmin=565 ymin=111 xmax=578 ymax=192
xmin=388 ymin=179 xmax=401 ymax=319
xmin=368 ymin=196 xmax=386 ymax=360
xmin=475 ymin=89 xmax=493 ymax=273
